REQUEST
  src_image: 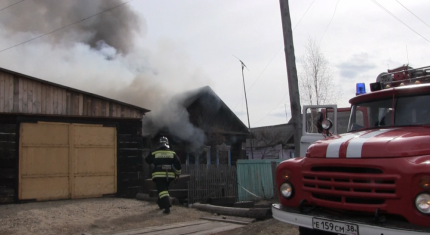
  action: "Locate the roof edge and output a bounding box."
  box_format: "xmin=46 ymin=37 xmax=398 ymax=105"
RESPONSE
xmin=0 ymin=66 xmax=150 ymax=113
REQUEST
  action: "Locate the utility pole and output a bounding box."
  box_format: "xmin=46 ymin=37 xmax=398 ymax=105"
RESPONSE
xmin=280 ymin=0 xmax=301 ymax=158
xmin=237 ymin=59 xmax=254 ymax=159
xmin=284 ymin=103 xmax=288 ymax=123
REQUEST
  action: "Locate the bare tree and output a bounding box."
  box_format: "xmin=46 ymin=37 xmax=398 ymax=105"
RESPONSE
xmin=299 ymin=37 xmax=341 ymax=106
xmin=252 ymin=130 xmax=283 ymax=159
xmin=298 ymin=38 xmax=342 ymax=133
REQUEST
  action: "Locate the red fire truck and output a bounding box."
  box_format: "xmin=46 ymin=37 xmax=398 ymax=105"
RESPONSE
xmin=272 ymin=65 xmax=430 ymax=235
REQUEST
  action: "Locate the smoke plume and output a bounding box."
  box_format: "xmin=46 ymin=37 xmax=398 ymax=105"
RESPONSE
xmin=0 ymin=0 xmax=212 ymax=149
xmin=1 ymin=0 xmax=141 ymax=54
xmin=142 ymin=90 xmax=207 ymax=153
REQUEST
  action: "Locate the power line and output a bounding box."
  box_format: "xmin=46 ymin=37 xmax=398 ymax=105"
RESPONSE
xmin=232 ymin=49 xmax=282 ymax=111
xmin=371 ymin=0 xmax=430 ymax=43
xmin=252 ymin=0 xmax=340 ymax=126
xmin=395 ymin=0 xmax=430 ymax=30
xmin=247 ymin=50 xmax=280 ymax=92
xmin=248 ymin=0 xmax=315 ymax=92
xmin=0 ymin=0 xmax=25 ymax=12
xmin=244 ymin=0 xmax=430 ymax=126
xmin=0 ymin=0 xmax=134 ymax=53
xmin=319 ymin=0 xmax=340 ymax=44
xmin=253 ymin=92 xmax=289 ymax=126
xmin=244 ymin=1 xmax=318 ymax=125
xmin=233 ymin=0 xmax=316 ymax=112
xmin=293 ymin=0 xmax=316 ymax=31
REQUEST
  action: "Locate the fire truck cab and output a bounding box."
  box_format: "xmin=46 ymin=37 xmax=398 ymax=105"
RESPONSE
xmin=300 ymin=105 xmax=351 ymax=157
xmin=272 ymin=65 xmax=430 ymax=235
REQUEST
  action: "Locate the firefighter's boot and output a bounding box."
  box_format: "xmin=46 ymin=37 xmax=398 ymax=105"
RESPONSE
xmin=163 ymin=207 xmax=170 ymax=214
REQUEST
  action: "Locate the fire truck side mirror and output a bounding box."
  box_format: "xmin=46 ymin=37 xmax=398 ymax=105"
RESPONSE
xmin=316 ymin=112 xmax=323 ymax=133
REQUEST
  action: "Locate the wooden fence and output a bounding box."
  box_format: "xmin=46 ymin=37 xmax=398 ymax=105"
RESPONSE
xmin=187 ymin=164 xmax=237 ymax=204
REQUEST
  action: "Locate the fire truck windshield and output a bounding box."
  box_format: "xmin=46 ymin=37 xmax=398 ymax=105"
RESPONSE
xmin=348 ymin=94 xmax=430 ymax=131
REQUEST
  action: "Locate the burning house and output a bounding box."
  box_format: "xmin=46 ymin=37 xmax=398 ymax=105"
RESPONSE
xmin=142 ymin=86 xmax=249 ymax=166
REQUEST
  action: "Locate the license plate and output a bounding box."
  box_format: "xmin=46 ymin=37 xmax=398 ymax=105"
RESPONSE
xmin=312 ymin=218 xmax=359 ymax=235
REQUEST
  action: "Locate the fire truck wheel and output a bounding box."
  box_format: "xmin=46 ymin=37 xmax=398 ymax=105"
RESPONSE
xmin=298 ymin=227 xmax=335 ymax=235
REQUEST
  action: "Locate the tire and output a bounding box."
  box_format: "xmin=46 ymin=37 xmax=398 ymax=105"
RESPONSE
xmin=299 ymin=227 xmax=335 ymax=235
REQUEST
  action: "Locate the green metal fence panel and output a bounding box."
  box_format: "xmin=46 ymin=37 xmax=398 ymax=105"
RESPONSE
xmin=236 ymin=159 xmax=284 ymax=201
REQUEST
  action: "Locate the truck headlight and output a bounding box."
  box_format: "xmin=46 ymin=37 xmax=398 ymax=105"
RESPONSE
xmin=280 ymin=182 xmax=293 ymax=199
xmin=415 ymin=193 xmax=430 ymax=214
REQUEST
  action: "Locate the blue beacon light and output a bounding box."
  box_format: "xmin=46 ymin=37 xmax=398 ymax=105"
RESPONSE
xmin=356 ymin=83 xmax=366 ymax=96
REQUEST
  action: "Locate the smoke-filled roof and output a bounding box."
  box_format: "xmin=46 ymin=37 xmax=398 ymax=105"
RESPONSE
xmin=182 ymin=86 xmax=249 ymax=135
xmin=142 ymin=86 xmax=249 ymax=152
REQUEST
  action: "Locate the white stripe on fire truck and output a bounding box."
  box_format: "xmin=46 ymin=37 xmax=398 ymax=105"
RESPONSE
xmin=326 ymin=135 xmax=356 ymax=158
xmin=346 ymin=129 xmax=392 ymax=158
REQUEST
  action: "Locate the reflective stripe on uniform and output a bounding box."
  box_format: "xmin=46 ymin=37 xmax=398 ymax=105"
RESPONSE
xmin=153 ymin=150 xmax=175 ymax=159
xmin=152 ymin=172 xmax=176 ymax=179
xmin=159 ymin=190 xmax=169 ymax=198
xmin=172 ymin=165 xmax=181 ymax=175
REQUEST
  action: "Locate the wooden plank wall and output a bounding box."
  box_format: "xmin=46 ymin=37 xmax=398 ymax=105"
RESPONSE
xmin=0 ymin=123 xmax=17 ymax=204
xmin=187 ymin=164 xmax=238 ymax=204
xmin=0 ymin=71 xmax=145 ymax=118
xmin=116 ymin=120 xmax=144 ymax=198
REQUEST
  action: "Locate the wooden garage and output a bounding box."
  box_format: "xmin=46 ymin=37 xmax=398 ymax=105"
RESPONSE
xmin=0 ymin=67 xmax=149 ymax=204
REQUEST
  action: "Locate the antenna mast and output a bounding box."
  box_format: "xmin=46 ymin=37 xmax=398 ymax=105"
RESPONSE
xmin=234 ymin=56 xmax=254 ymax=159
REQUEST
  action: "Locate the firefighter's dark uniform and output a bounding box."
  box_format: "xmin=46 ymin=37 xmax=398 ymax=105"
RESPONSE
xmin=145 ymin=145 xmax=181 ymax=214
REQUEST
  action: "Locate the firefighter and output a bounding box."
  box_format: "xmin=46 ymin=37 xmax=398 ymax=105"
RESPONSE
xmin=145 ymin=136 xmax=181 ymax=214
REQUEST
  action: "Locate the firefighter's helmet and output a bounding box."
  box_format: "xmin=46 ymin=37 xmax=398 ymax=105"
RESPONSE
xmin=160 ymin=136 xmax=169 ymax=148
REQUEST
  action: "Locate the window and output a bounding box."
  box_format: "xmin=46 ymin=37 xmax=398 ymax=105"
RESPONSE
xmin=348 ymin=94 xmax=430 ymax=132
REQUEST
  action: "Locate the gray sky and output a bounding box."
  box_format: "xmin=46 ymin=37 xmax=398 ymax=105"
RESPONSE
xmin=1 ymin=0 xmax=430 ymax=127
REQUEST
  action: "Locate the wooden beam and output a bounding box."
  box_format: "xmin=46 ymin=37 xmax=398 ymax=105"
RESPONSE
xmin=62 ymin=89 xmax=67 ymax=115
xmin=18 ymin=77 xmax=23 ymax=112
xmin=0 ymin=73 xmax=4 ymax=112
xmin=78 ymin=94 xmax=83 ymax=116
xmin=191 ymin=203 xmax=271 ymax=220
xmin=22 ymin=79 xmax=27 ymax=113
xmin=40 ymin=83 xmax=45 ymax=113
xmin=27 ymin=80 xmax=33 ymax=114
xmin=13 ymin=75 xmax=19 ymax=112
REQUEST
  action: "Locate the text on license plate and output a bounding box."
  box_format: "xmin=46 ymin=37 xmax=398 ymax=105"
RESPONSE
xmin=312 ymin=218 xmax=359 ymax=235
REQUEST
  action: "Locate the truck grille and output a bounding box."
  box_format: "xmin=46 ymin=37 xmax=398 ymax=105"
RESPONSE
xmin=302 ymin=167 xmax=398 ymax=205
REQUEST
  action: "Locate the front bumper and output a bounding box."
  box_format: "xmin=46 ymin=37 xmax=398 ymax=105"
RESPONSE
xmin=272 ymin=204 xmax=430 ymax=235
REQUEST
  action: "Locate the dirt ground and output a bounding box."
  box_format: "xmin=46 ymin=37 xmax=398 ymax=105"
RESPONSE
xmin=0 ymin=197 xmax=299 ymax=235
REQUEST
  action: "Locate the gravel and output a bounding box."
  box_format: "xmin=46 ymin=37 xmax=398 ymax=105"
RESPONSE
xmin=0 ymin=197 xmax=299 ymax=235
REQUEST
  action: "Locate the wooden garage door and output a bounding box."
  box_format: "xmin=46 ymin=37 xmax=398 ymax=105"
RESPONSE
xmin=19 ymin=122 xmax=117 ymax=201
